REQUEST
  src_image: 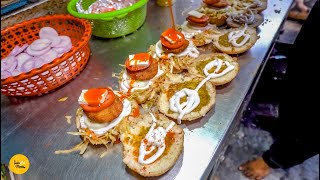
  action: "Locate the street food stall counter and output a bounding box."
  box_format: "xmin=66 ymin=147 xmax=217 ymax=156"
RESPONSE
xmin=1 ymin=0 xmax=293 ymax=179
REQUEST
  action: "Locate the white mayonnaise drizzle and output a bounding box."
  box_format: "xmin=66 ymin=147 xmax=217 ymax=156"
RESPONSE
xmin=228 ymin=24 xmax=250 ymax=47
xmin=169 ymin=58 xmax=235 ymax=124
xmin=79 ymin=98 xmax=131 ymax=135
xmin=138 ymin=113 xmax=175 ymax=165
xmin=203 ymin=59 xmax=235 ymax=77
xmin=78 ymin=89 xmax=89 ymax=104
xmin=120 ymin=66 xmax=164 ymax=93
xmin=155 ymin=40 xmax=199 ymax=59
xmin=169 ymin=88 xmax=200 ymax=124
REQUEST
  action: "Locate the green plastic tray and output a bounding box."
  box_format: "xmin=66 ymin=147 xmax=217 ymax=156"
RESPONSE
xmin=67 ymin=0 xmax=148 ymax=38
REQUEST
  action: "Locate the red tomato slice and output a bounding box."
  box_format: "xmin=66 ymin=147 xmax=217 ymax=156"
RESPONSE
xmin=125 ymin=53 xmax=151 ymax=72
xmin=80 ymin=88 xmax=115 ymax=112
xmin=160 ymin=28 xmax=185 ymax=49
xmin=188 ymin=14 xmax=209 ymax=23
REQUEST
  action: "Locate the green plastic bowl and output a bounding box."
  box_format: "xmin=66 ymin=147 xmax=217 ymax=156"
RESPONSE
xmin=67 ymin=0 xmax=148 ymax=38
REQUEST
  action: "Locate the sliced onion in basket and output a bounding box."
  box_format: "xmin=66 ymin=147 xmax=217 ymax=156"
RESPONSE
xmin=1 ymin=70 xmax=12 ymax=79
xmin=53 ymin=43 xmax=72 ymax=54
xmin=26 ymin=45 xmax=51 ymax=56
xmin=39 ymin=27 xmax=59 ymax=39
xmin=48 ymin=36 xmax=61 ymax=47
xmin=52 ymin=36 xmax=71 ymax=48
xmin=1 ymin=56 xmax=18 ymax=71
xmin=30 ymin=39 xmax=52 ymax=51
xmin=8 ymin=45 xmax=21 ymax=57
xmin=40 ymin=50 xmax=58 ymax=63
xmin=34 ymin=57 xmax=45 ymax=68
xmin=39 ymin=27 xmax=61 ymax=47
xmin=2 ymin=26 xmax=74 ymax=80
xmin=20 ymin=59 xmax=36 ymax=72
xmin=12 ymin=69 xmax=22 ymax=76
xmin=21 ymin=44 xmax=29 ymax=52
xmin=16 ymin=53 xmax=32 ymax=69
xmin=9 ymin=44 xmax=29 ymax=57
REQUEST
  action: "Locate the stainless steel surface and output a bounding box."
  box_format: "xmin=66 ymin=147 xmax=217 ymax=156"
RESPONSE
xmin=1 ymin=0 xmax=293 ymax=179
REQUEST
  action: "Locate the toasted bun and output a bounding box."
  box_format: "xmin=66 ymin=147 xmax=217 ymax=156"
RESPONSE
xmin=197 ymin=3 xmax=230 ymax=26
xmin=233 ymin=0 xmax=267 ymax=13
xmin=209 ymin=15 xmax=228 ymax=26
xmin=148 ymin=41 xmax=198 ymax=73
xmin=207 ymin=0 xmax=230 ymax=8
xmin=226 ymin=13 xmax=264 ymax=28
xmin=148 ymin=44 xmax=198 ymax=74
xmin=157 ymin=74 xmax=216 ymax=121
xmin=55 ymin=99 xmax=139 ymax=157
xmin=192 ymin=28 xmax=222 ymax=47
xmin=178 ymin=22 xmax=222 ymax=47
xmin=119 ymin=66 xmax=166 ymax=104
xmin=76 ymin=99 xmax=139 ymax=146
xmin=213 ymin=26 xmax=258 ymax=54
xmin=120 ymin=113 xmax=184 ymax=177
xmin=76 ymin=108 xmax=121 ymax=146
xmin=132 ymin=87 xmax=160 ymax=105
xmin=169 ymin=55 xmax=196 ymax=73
xmin=188 ymin=53 xmax=240 ymax=85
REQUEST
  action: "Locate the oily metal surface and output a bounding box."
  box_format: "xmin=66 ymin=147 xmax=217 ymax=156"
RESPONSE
xmin=1 ymin=0 xmax=292 ymax=179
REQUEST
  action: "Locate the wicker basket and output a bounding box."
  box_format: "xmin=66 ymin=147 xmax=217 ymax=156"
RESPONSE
xmin=67 ymin=0 xmax=148 ymax=38
xmin=1 ymin=14 xmax=92 ymax=96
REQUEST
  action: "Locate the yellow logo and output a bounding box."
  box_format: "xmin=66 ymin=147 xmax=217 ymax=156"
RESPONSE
xmin=9 ymin=154 xmax=30 ymax=174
